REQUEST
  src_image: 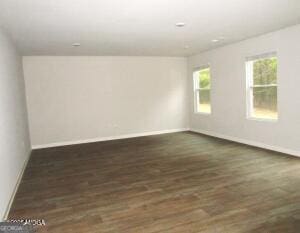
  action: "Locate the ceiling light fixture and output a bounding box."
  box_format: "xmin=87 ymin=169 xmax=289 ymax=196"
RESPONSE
xmin=175 ymin=22 xmax=185 ymax=27
xmin=212 ymin=36 xmax=225 ymax=43
xmin=72 ymin=43 xmax=81 ymax=47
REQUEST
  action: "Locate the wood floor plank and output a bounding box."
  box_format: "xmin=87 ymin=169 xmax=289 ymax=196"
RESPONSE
xmin=8 ymin=131 xmax=300 ymax=232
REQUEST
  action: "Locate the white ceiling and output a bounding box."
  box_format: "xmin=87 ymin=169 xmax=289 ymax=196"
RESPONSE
xmin=0 ymin=0 xmax=299 ymax=56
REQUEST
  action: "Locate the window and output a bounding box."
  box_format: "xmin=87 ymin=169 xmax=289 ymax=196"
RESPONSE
xmin=193 ymin=66 xmax=211 ymax=114
xmin=246 ymin=53 xmax=278 ymax=120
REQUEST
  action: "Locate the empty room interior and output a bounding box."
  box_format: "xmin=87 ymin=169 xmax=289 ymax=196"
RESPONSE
xmin=1 ymin=0 xmax=300 ymax=232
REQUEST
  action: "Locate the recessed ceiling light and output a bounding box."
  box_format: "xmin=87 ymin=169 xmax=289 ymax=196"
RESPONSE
xmin=72 ymin=43 xmax=81 ymax=47
xmin=175 ymin=22 xmax=185 ymax=27
xmin=211 ymin=36 xmax=225 ymax=43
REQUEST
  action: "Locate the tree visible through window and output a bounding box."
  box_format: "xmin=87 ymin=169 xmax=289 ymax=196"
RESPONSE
xmin=246 ymin=54 xmax=278 ymax=120
xmin=193 ymin=67 xmax=211 ymax=114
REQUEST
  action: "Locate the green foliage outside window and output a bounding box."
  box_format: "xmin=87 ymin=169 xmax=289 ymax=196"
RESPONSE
xmin=253 ymin=57 xmax=277 ymax=85
xmin=197 ymin=68 xmax=211 ymax=106
xmin=252 ymin=57 xmax=277 ymax=112
xmin=198 ymin=68 xmax=210 ymax=89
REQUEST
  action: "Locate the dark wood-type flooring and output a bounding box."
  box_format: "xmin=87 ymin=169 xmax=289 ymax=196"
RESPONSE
xmin=9 ymin=132 xmax=300 ymax=232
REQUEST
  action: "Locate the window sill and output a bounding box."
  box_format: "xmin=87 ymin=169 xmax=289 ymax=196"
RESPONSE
xmin=247 ymin=117 xmax=278 ymax=123
xmin=194 ymin=112 xmax=211 ymax=116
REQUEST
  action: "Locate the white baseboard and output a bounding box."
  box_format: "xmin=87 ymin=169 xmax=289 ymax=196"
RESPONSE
xmin=3 ymin=151 xmax=31 ymax=220
xmin=32 ymin=128 xmax=189 ymax=150
xmin=190 ymin=128 xmax=300 ymax=158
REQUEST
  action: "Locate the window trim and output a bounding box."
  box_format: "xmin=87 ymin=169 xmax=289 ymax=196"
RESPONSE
xmin=193 ymin=65 xmax=211 ymax=115
xmin=245 ymin=53 xmax=278 ymax=122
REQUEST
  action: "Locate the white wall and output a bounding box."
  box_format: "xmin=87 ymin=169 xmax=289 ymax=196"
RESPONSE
xmin=188 ymin=24 xmax=300 ymax=156
xmin=0 ymin=28 xmax=31 ymax=219
xmin=23 ymin=56 xmax=188 ymax=147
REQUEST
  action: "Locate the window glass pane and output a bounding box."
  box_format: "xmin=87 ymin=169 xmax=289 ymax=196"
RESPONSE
xmin=252 ymin=86 xmax=277 ymax=119
xmin=198 ymin=89 xmax=211 ymax=113
xmin=253 ymin=57 xmax=277 ymax=85
xmin=193 ymin=71 xmax=200 ymax=89
xmin=199 ymin=68 xmax=211 ymax=89
xmin=194 ymin=67 xmax=211 ymax=114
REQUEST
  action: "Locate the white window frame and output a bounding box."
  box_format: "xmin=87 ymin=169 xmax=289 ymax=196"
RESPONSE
xmin=193 ymin=65 xmax=211 ymax=114
xmin=246 ymin=52 xmax=278 ymax=122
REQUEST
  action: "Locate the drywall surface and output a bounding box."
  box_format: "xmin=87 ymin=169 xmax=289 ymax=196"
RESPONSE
xmin=0 ymin=28 xmax=31 ymax=219
xmin=23 ymin=56 xmax=188 ymax=146
xmin=188 ymin=24 xmax=300 ymax=155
